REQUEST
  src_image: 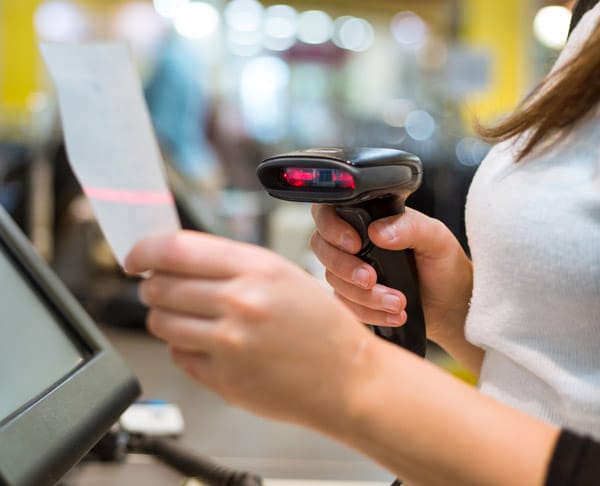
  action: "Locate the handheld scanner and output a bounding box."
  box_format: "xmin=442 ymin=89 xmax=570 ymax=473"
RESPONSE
xmin=257 ymin=147 xmax=426 ymax=357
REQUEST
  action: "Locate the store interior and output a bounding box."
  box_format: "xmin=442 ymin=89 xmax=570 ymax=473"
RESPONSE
xmin=0 ymin=0 xmax=574 ymax=484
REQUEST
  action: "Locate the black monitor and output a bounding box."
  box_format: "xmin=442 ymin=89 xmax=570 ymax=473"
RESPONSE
xmin=0 ymin=206 xmax=140 ymax=486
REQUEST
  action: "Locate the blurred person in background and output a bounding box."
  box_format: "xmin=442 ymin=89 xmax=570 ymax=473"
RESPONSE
xmin=124 ymin=0 xmax=600 ymax=484
xmin=205 ymin=97 xmax=266 ymax=191
xmin=145 ymin=32 xmax=222 ymax=190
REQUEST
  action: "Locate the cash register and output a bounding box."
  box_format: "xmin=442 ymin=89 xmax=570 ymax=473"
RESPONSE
xmin=0 ymin=206 xmax=140 ymax=485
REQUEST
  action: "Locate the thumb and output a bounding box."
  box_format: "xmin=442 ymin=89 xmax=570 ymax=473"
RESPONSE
xmin=367 ymin=207 xmax=451 ymax=258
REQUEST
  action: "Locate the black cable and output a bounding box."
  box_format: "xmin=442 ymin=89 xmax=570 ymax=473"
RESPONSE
xmin=130 ymin=436 xmax=264 ymax=486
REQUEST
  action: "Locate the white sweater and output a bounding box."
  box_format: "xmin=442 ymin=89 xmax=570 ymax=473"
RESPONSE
xmin=464 ymin=5 xmax=600 ymax=438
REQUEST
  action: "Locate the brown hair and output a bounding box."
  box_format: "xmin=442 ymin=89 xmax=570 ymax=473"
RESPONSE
xmin=475 ymin=18 xmax=600 ymax=161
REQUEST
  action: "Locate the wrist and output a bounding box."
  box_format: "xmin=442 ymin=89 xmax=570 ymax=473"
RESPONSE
xmin=306 ymin=331 xmax=382 ymax=440
xmin=428 ymin=306 xmax=470 ymax=350
xmin=428 ymin=309 xmax=484 ymax=377
xmin=427 ymin=253 xmax=473 ymax=343
xmin=330 ymin=335 xmax=404 ymax=442
xmin=294 ymin=324 xmax=380 ymax=436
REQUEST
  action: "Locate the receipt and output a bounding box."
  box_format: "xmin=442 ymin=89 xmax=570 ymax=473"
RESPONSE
xmin=40 ymin=42 xmax=181 ymax=266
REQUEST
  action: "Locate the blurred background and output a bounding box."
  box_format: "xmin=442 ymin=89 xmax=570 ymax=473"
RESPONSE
xmin=0 ymin=0 xmax=578 ymax=482
xmin=0 ymin=0 xmax=575 ymax=309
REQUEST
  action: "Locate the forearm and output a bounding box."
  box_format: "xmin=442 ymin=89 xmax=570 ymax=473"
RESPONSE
xmin=321 ymin=338 xmax=558 ymax=485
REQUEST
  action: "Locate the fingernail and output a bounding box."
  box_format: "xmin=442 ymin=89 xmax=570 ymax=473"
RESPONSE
xmin=340 ymin=234 xmax=355 ymax=253
xmin=373 ymin=222 xmax=397 ymax=242
xmin=383 ymin=294 xmax=401 ymax=312
xmin=386 ymin=311 xmax=406 ymax=326
xmin=352 ymin=267 xmax=371 ymax=288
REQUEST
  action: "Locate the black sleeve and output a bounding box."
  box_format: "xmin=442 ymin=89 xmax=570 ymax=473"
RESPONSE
xmin=545 ymin=429 xmax=600 ymax=486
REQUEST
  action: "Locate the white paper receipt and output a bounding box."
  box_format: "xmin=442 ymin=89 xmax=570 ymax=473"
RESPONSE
xmin=40 ymin=42 xmax=181 ymax=266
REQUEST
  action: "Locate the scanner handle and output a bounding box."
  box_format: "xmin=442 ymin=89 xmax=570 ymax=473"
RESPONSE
xmin=336 ymin=200 xmax=426 ymax=357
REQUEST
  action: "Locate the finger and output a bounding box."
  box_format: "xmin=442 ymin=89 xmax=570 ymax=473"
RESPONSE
xmin=139 ymin=272 xmax=223 ymax=317
xmin=124 ymin=230 xmax=251 ymax=277
xmin=311 ymin=204 xmax=361 ymax=253
xmin=335 ymin=292 xmax=407 ymax=327
xmin=146 ymin=308 xmax=217 ymax=352
xmin=170 ymin=346 xmax=213 ymax=386
xmin=310 ymin=231 xmax=377 ymax=289
xmin=368 ymin=207 xmax=450 ymax=257
xmin=325 ymin=271 xmax=406 ymax=314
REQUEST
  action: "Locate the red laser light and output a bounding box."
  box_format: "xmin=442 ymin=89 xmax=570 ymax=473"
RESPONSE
xmin=281 ymin=168 xmax=355 ymax=190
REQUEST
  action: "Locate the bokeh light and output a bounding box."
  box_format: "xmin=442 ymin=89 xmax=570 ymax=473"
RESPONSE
xmin=456 ymin=137 xmax=490 ymax=166
xmin=173 ymin=2 xmax=220 ymax=39
xmin=405 ymin=109 xmax=435 ymax=141
xmin=263 ymin=5 xmax=297 ymax=51
xmin=153 ymin=0 xmax=188 ymax=19
xmin=533 ymin=5 xmax=572 ymax=50
xmin=297 ymin=10 xmax=333 ymax=45
xmin=112 ymin=2 xmax=165 ymax=54
xmin=224 ymin=0 xmax=264 ymax=33
xmin=35 ymin=1 xmax=90 ymax=42
xmin=333 ymin=16 xmax=375 ymax=52
xmin=391 ymin=11 xmax=428 ymax=50
xmin=240 ymin=56 xmax=290 ymax=143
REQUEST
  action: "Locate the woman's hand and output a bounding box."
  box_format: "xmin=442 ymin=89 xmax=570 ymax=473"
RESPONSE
xmin=124 ymin=231 xmax=377 ymax=431
xmin=311 ymin=205 xmax=481 ymax=372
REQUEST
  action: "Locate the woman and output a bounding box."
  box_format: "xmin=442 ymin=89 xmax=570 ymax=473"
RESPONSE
xmin=311 ymin=0 xmax=600 ymax=439
xmin=125 ymin=1 xmax=600 ymax=483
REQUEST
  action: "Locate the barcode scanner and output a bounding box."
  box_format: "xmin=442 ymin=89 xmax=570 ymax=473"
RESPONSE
xmin=257 ymin=147 xmax=426 ymax=357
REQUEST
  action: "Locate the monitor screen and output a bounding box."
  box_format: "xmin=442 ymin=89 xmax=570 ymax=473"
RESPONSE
xmin=0 ymin=206 xmax=140 ymax=486
xmin=0 ymin=245 xmax=86 ymax=421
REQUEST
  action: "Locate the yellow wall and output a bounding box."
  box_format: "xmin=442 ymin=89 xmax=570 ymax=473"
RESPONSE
xmin=460 ymin=0 xmax=533 ymax=123
xmin=0 ymin=0 xmax=40 ymax=132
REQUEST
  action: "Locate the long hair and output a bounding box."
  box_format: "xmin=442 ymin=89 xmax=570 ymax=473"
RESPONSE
xmin=476 ymin=6 xmax=600 ymax=161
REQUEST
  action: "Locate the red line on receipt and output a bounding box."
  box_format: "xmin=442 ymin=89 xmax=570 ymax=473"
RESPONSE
xmin=83 ymin=187 xmax=174 ymax=205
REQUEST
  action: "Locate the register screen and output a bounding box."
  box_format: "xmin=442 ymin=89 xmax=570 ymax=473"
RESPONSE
xmin=0 ymin=246 xmax=84 ymax=421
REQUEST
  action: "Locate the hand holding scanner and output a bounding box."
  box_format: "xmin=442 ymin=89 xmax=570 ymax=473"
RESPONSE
xmin=257 ymin=147 xmax=426 ymax=357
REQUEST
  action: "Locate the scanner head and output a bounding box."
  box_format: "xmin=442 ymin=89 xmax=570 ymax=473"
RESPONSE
xmin=257 ymin=147 xmax=422 ymax=205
